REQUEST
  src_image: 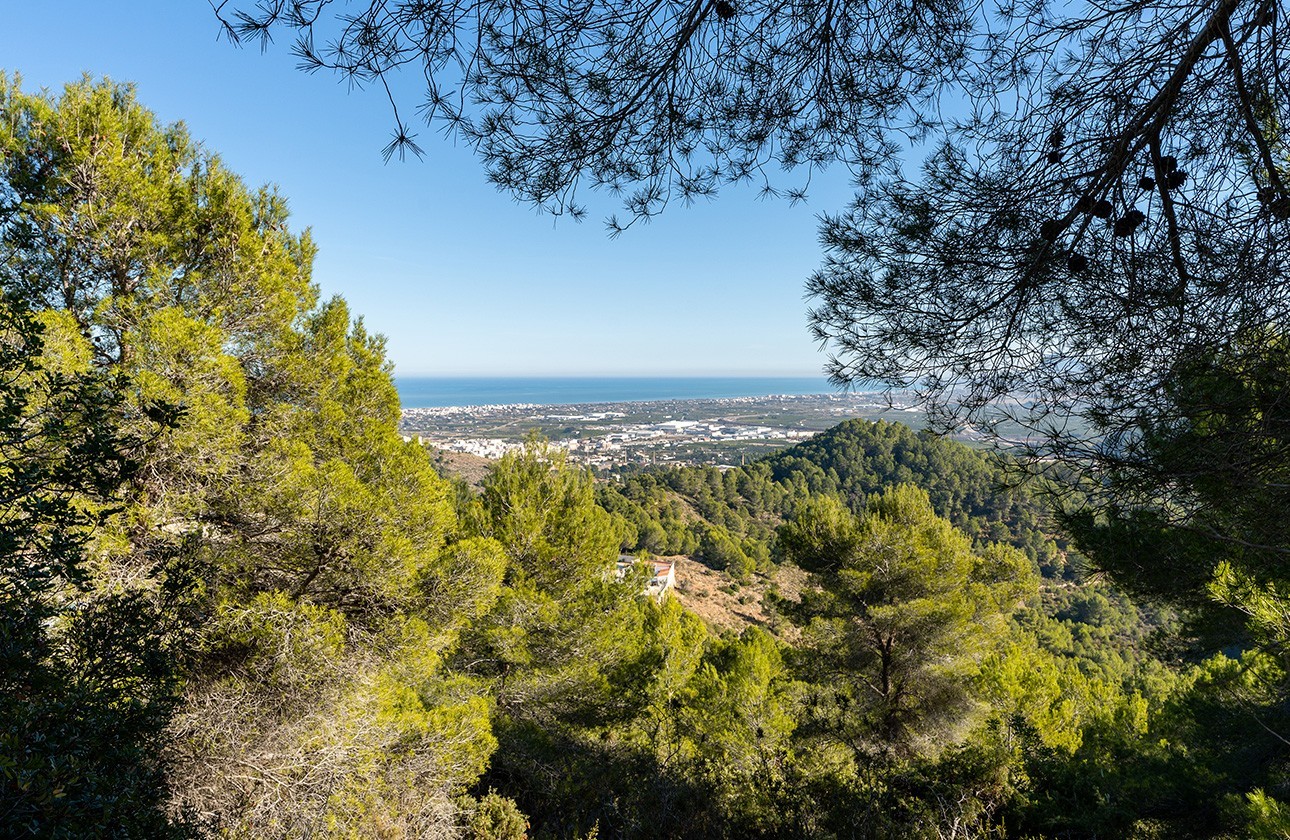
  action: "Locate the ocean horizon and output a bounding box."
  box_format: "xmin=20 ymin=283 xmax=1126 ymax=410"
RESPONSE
xmin=395 ymin=376 xmax=842 ymax=408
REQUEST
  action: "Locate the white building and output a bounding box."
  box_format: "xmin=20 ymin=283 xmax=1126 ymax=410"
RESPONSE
xmin=616 ymin=555 xmax=676 ymax=601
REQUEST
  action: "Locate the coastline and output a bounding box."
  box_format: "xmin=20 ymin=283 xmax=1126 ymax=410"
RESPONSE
xmin=395 ymin=375 xmax=840 ymax=409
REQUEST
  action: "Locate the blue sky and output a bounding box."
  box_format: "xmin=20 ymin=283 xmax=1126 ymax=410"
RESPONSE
xmin=1 ymin=1 xmax=862 ymax=377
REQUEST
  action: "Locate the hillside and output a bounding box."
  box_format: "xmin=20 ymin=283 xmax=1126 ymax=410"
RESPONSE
xmin=432 ymin=417 xmax=1078 ymax=642
xmin=601 ymin=418 xmax=1069 ymax=581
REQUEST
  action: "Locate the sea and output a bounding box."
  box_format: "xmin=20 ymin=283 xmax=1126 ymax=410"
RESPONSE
xmin=395 ymin=376 xmax=839 ymax=408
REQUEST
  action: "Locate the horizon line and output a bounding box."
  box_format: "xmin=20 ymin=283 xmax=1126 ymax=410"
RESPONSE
xmin=394 ymin=372 xmax=832 ymax=379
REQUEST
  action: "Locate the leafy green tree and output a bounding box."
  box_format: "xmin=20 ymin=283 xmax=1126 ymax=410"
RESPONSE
xmin=1052 ymin=339 xmax=1290 ymax=830
xmin=680 ymin=628 xmax=800 ymax=832
xmin=454 ymin=438 xmax=652 ymax=733
xmin=784 ymin=485 xmax=1036 ymax=760
xmin=476 ymin=437 xmax=626 ymax=596
xmin=1065 ymin=338 xmax=1290 ymax=617
xmin=466 ymin=790 xmax=530 ymax=840
xmin=468 ymin=554 xmax=713 ymax=837
xmin=1 ymin=74 xmax=502 ymax=835
xmin=1226 ymin=789 xmax=1290 ymax=840
xmin=0 ymin=296 xmax=192 ymax=836
xmin=698 ymin=526 xmax=754 ymax=580
xmin=774 ymin=494 xmax=860 ymax=571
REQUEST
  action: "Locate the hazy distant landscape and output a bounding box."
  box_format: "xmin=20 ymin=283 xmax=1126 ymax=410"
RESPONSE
xmin=400 ymin=389 xmax=953 ymax=471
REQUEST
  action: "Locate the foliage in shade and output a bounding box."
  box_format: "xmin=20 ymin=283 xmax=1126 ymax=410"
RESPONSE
xmin=0 ymin=298 xmax=193 ymax=836
xmin=0 ymin=74 xmax=503 ymax=836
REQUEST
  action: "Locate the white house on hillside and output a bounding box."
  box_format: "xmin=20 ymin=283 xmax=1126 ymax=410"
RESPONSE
xmin=616 ymin=555 xmax=676 ymax=601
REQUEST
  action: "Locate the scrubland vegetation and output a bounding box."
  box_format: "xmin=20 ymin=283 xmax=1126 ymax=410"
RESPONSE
xmin=3 ymin=76 xmax=1289 ymax=840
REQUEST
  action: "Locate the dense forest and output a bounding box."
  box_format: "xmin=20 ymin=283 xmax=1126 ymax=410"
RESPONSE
xmin=3 ymin=78 xmax=1289 ymax=839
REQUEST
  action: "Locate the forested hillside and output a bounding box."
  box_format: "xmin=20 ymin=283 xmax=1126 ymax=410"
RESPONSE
xmin=3 ymin=77 xmax=1288 ymax=840
xmin=601 ymin=419 xmax=1064 ymax=580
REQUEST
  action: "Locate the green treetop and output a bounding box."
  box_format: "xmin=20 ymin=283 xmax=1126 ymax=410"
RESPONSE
xmin=782 ymin=484 xmax=1036 ymax=760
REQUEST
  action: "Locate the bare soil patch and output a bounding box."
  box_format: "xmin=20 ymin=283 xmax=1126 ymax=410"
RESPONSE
xmin=428 ymin=446 xmax=494 ymax=489
xmin=670 ymin=557 xmax=809 ymax=643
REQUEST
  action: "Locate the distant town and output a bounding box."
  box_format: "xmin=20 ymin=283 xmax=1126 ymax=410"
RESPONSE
xmin=399 ymin=390 xmax=968 ymax=471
